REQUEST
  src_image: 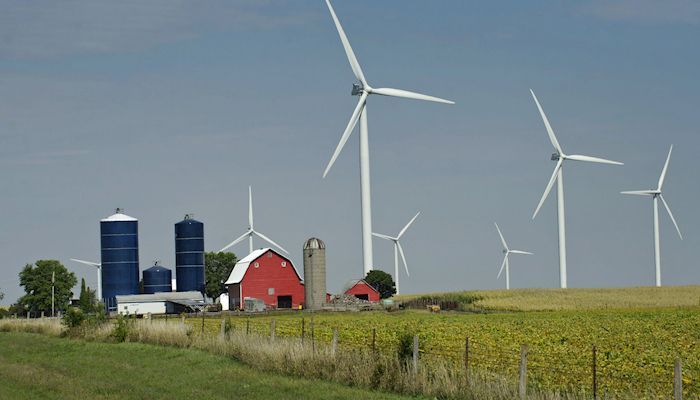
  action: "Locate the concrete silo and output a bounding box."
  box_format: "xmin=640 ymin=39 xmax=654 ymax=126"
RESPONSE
xmin=142 ymin=262 xmax=172 ymax=294
xmin=175 ymin=214 xmax=205 ymax=293
xmin=100 ymin=208 xmax=140 ymax=310
xmin=303 ymin=238 xmax=326 ymax=310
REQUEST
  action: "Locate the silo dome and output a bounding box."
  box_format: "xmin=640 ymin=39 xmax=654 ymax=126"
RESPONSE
xmin=304 ymin=237 xmax=326 ymax=250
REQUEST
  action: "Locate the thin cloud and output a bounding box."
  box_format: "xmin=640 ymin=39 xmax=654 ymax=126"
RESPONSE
xmin=581 ymin=0 xmax=700 ymax=24
xmin=0 ymin=0 xmax=312 ymax=60
xmin=1 ymin=149 xmax=91 ymax=166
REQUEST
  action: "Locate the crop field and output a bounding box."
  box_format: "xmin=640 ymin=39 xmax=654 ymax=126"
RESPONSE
xmin=184 ymin=304 xmax=699 ymax=398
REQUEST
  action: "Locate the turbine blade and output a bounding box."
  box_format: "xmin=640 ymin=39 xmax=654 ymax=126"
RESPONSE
xmin=323 ymin=93 xmax=368 ymax=178
xmin=398 ymin=212 xmax=421 ymax=239
xmin=658 ymin=145 xmax=673 ymax=191
xmin=370 ymin=87 xmax=454 ymax=105
xmin=509 ymin=250 xmax=533 ymax=255
xmin=659 ymin=195 xmax=683 ymax=240
xmin=253 ymin=230 xmax=289 ymax=254
xmin=620 ymin=190 xmax=656 ymax=196
xmin=494 ymin=222 xmax=508 ymax=251
xmin=248 ymin=186 xmax=254 ymax=228
xmin=372 ymin=232 xmax=395 ymax=241
xmin=566 ymin=154 xmax=624 ymax=166
xmin=497 ymin=255 xmax=508 ymax=278
xmin=397 ymin=241 xmax=410 ymax=277
xmin=324 ymin=0 xmax=367 ymax=86
xmin=70 ymin=258 xmax=101 ymax=267
xmin=219 ymin=231 xmax=250 ymax=252
xmin=530 ymin=89 xmax=563 ymax=154
xmin=532 ymin=159 xmax=563 ymax=219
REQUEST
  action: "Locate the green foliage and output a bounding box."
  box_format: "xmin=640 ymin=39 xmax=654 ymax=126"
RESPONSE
xmin=62 ymin=307 xmax=86 ymax=329
xmin=0 ymin=289 xmax=4 ymax=302
xmin=78 ymin=278 xmax=98 ymax=314
xmin=396 ymin=331 xmax=414 ymax=361
xmin=364 ymin=270 xmax=396 ymax=299
xmin=18 ymin=260 xmax=77 ymax=314
xmin=112 ymin=314 xmax=131 ymax=343
xmin=204 ymin=252 xmax=237 ymax=300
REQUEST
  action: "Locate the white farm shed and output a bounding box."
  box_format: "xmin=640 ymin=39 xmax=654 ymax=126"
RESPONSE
xmin=115 ymin=291 xmax=204 ymax=315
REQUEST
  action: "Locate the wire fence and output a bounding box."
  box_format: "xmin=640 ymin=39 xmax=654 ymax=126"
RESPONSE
xmin=169 ymin=312 xmax=698 ymax=399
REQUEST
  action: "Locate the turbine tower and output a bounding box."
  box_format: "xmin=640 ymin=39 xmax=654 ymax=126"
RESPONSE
xmin=621 ymin=145 xmax=682 ymax=286
xmin=219 ymin=186 xmax=289 ymax=256
xmin=372 ymin=212 xmax=420 ymax=295
xmin=70 ymin=258 xmax=102 ymax=301
xmin=494 ymin=223 xmax=533 ymax=290
xmin=530 ymin=90 xmax=623 ymax=288
xmin=322 ymin=0 xmax=454 ymax=275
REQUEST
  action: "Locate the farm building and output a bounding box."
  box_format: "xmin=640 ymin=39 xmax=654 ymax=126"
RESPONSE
xmin=115 ymin=291 xmax=204 ymax=315
xmin=344 ymin=279 xmax=380 ymax=302
xmin=224 ymin=248 xmax=304 ymax=310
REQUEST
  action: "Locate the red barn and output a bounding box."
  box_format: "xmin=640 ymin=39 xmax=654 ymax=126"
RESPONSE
xmin=225 ymin=248 xmax=304 ymax=310
xmin=344 ymin=279 xmax=380 ymax=302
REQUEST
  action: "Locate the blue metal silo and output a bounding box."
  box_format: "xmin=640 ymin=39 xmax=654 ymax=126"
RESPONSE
xmin=143 ymin=262 xmax=172 ymax=294
xmin=175 ymin=214 xmax=205 ymax=293
xmin=100 ymin=208 xmax=139 ymax=310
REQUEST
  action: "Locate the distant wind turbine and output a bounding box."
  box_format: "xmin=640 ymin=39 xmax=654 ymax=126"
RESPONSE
xmin=70 ymin=258 xmax=102 ymax=301
xmin=219 ymin=186 xmax=289 ymax=255
xmin=322 ymin=0 xmax=454 ymax=275
xmin=530 ymin=90 xmax=623 ymax=289
xmin=621 ymin=145 xmax=682 ymax=287
xmin=494 ymin=223 xmax=533 ymax=290
xmin=372 ymin=212 xmax=420 ymax=295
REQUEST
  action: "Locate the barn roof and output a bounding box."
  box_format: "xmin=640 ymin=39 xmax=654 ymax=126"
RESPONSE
xmin=224 ymin=248 xmax=301 ymax=285
xmin=343 ymin=279 xmax=379 ymax=294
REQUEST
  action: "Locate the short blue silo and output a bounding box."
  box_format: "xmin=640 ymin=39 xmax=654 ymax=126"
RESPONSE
xmin=100 ymin=209 xmax=139 ymax=309
xmin=143 ymin=263 xmax=172 ymax=294
xmin=175 ymin=215 xmax=205 ymax=293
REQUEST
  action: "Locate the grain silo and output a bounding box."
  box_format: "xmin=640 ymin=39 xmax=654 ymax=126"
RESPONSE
xmin=303 ymin=238 xmax=326 ymax=310
xmin=175 ymin=214 xmax=205 ymax=293
xmin=142 ymin=262 xmax=172 ymax=294
xmin=100 ymin=208 xmax=140 ymax=310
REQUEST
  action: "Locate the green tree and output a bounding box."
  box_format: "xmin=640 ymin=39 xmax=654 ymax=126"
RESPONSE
xmin=204 ymin=252 xmax=237 ymax=300
xmin=0 ymin=289 xmax=4 ymax=302
xmin=78 ymin=278 xmax=97 ymax=313
xmin=18 ymin=260 xmax=77 ymax=314
xmin=364 ymin=270 xmax=396 ymax=299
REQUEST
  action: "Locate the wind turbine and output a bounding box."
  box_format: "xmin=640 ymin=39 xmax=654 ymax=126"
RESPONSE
xmin=322 ymin=0 xmax=454 ymax=275
xmin=621 ymin=145 xmax=682 ymax=287
xmin=219 ymin=186 xmax=289 ymax=255
xmin=70 ymin=258 xmax=102 ymax=301
xmin=372 ymin=212 xmax=420 ymax=295
xmin=494 ymin=223 xmax=533 ymax=290
xmin=530 ymin=89 xmax=623 ymax=289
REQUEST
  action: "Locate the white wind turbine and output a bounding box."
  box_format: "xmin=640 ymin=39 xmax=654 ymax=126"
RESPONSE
xmin=70 ymin=258 xmax=102 ymax=301
xmin=219 ymin=186 xmax=289 ymax=255
xmin=322 ymin=0 xmax=454 ymax=275
xmin=530 ymin=90 xmax=623 ymax=289
xmin=621 ymin=145 xmax=682 ymax=287
xmin=372 ymin=212 xmax=420 ymax=295
xmin=494 ymin=223 xmax=533 ymax=290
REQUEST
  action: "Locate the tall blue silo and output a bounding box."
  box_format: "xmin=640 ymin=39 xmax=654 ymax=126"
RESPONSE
xmin=100 ymin=208 xmax=139 ymax=310
xmin=175 ymin=214 xmax=205 ymax=293
xmin=143 ymin=263 xmax=172 ymax=294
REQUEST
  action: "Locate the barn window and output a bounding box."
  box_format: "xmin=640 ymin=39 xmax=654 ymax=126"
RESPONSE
xmin=254 ymin=262 xmax=259 ymax=268
xmin=281 ymin=261 xmax=287 ymax=267
xmin=268 ymin=288 xmax=275 ymax=295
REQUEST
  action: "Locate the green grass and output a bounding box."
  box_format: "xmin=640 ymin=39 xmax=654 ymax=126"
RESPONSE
xmin=0 ymin=332 xmax=422 ymax=400
xmin=394 ymin=285 xmax=700 ymax=311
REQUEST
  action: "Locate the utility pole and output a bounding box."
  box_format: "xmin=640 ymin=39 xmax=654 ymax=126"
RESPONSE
xmin=51 ymin=270 xmax=55 ymax=318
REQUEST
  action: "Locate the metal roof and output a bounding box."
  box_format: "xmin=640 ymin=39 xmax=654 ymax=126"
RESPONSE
xmin=101 ymin=212 xmax=138 ymax=222
xmin=115 ymin=291 xmax=203 ymax=303
xmin=224 ymin=248 xmax=302 ymax=285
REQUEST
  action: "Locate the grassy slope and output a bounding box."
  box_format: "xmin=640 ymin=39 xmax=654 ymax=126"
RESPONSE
xmin=395 ymin=285 xmax=700 ymax=311
xmin=0 ymin=333 xmax=420 ymax=400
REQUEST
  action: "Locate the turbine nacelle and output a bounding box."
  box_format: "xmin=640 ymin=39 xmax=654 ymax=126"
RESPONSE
xmin=351 ymin=83 xmax=365 ymax=96
xmin=551 ymin=153 xmax=561 ymax=161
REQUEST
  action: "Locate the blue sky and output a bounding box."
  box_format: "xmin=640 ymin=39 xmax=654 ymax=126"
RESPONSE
xmin=1 ymin=0 xmax=699 ymax=304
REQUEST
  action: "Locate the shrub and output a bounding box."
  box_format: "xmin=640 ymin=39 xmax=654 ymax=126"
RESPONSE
xmin=112 ymin=314 xmax=130 ymax=343
xmin=62 ymin=307 xmax=85 ymax=329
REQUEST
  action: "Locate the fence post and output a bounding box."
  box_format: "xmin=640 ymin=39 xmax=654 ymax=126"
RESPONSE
xmin=26 ymin=311 xmax=30 ymax=319
xmin=201 ymin=312 xmax=205 ymax=333
xmin=592 ymin=346 xmax=598 ymax=400
xmin=311 ymin=315 xmax=316 ymax=354
xmin=220 ymin=318 xmax=226 ymax=338
xmin=412 ymin=335 xmax=419 ymax=374
xmin=301 ymin=314 xmax=306 ymax=344
xmin=41 ymin=311 xmax=44 ymax=319
xmin=464 ymin=336 xmax=470 ymax=384
xmin=270 ymin=319 xmax=276 ymax=341
xmin=519 ymin=344 xmax=528 ymax=399
xmin=246 ymin=318 xmax=250 ymax=335
xmin=331 ymin=328 xmax=338 ymax=357
xmin=371 ymin=328 xmax=377 ymax=353
xmin=674 ymin=358 xmax=683 ymax=400
xmin=181 ymin=315 xmax=186 ymax=326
